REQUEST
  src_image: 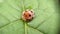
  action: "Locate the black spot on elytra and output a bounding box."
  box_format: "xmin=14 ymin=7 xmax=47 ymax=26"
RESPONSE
xmin=29 ymin=14 xmax=31 ymax=17
xmin=31 ymin=11 xmax=33 ymax=13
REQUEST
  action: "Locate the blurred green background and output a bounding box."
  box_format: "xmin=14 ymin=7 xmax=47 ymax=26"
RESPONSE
xmin=0 ymin=0 xmax=59 ymax=34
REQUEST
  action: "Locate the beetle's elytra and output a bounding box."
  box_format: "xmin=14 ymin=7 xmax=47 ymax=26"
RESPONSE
xmin=22 ymin=9 xmax=35 ymax=21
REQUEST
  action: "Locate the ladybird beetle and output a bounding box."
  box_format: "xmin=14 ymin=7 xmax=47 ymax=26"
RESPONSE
xmin=22 ymin=9 xmax=35 ymax=21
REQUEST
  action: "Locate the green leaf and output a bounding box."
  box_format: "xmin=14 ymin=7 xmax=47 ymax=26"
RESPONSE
xmin=0 ymin=0 xmax=59 ymax=34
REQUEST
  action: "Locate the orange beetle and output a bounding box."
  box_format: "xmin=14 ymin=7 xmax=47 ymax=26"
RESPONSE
xmin=22 ymin=9 xmax=35 ymax=21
